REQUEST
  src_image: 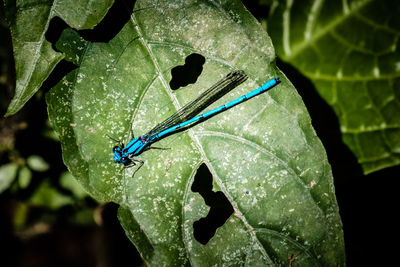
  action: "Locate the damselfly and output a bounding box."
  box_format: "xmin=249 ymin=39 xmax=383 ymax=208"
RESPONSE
xmin=110 ymin=71 xmax=280 ymax=170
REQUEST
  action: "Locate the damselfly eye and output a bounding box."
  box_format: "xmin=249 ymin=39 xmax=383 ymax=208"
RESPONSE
xmin=113 ymin=146 xmax=119 ymax=152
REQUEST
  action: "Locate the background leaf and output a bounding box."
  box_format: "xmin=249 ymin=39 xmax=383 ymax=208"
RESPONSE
xmin=3 ymin=0 xmax=114 ymax=116
xmin=17 ymin=166 xmax=31 ymax=188
xmin=27 ymin=155 xmax=49 ymax=172
xmin=60 ymin=171 xmax=88 ymax=199
xmin=268 ymin=0 xmax=400 ymax=174
xmin=29 ymin=179 xmax=74 ymax=209
xmin=46 ymin=0 xmax=344 ymax=265
xmin=0 ymin=162 xmax=18 ymax=193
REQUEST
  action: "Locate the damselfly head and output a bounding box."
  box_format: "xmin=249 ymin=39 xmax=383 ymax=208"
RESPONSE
xmin=112 ymin=146 xmax=131 ymax=165
xmin=112 ymin=146 xmax=123 ymax=163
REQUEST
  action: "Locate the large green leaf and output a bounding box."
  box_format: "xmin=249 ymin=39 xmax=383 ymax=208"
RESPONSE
xmin=3 ymin=0 xmax=114 ymax=116
xmin=268 ymin=0 xmax=400 ymax=174
xmin=46 ymin=0 xmax=344 ymax=265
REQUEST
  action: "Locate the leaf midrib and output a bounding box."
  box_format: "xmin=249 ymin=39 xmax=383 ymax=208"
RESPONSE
xmin=284 ymin=0 xmax=372 ymax=61
xmin=8 ymin=1 xmax=60 ymax=113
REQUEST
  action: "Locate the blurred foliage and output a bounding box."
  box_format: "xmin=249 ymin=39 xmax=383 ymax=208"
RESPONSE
xmin=0 ymin=162 xmax=18 ymax=193
xmin=0 ymin=8 xmax=98 ymax=264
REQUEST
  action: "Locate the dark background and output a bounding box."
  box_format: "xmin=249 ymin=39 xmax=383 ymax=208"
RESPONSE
xmin=1 ymin=0 xmax=398 ymax=266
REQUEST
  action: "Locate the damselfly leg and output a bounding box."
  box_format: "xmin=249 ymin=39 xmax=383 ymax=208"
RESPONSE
xmin=125 ymin=158 xmax=144 ymax=176
xmin=106 ymin=134 xmax=124 ymax=147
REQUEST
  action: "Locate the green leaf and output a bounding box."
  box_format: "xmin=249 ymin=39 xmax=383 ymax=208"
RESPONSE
xmin=60 ymin=171 xmax=88 ymax=199
xmin=18 ymin=166 xmax=32 ymax=188
xmin=3 ymin=0 xmax=114 ymax=116
xmin=46 ymin=0 xmax=344 ymax=265
xmin=27 ymin=155 xmax=49 ymax=172
xmin=0 ymin=162 xmax=18 ymax=193
xmin=30 ymin=179 xmax=73 ymax=209
xmin=13 ymin=202 xmax=29 ymax=229
xmin=268 ymin=0 xmax=400 ymax=174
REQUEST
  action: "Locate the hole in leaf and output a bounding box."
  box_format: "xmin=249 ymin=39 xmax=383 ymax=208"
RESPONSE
xmin=78 ymin=0 xmax=135 ymax=42
xmin=45 ymin=16 xmax=69 ymax=51
xmin=191 ymin=163 xmax=233 ymax=245
xmin=41 ymin=60 xmax=77 ymax=93
xmin=43 ymin=0 xmax=136 ymax=92
xmin=170 ymin=53 xmax=205 ymax=90
xmin=46 ymin=0 xmax=136 ymax=45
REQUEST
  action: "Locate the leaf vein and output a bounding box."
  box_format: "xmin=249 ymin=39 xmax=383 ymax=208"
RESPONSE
xmin=286 ymin=0 xmax=373 ymax=60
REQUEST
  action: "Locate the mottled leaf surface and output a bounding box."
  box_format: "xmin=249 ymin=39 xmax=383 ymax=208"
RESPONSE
xmin=46 ymin=0 xmax=344 ymax=265
xmin=268 ymin=0 xmax=400 ymax=174
xmin=3 ymin=0 xmax=113 ymax=116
